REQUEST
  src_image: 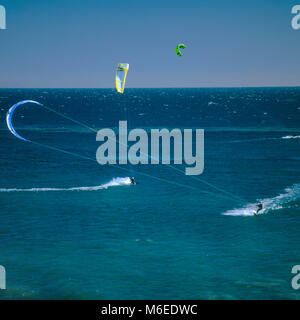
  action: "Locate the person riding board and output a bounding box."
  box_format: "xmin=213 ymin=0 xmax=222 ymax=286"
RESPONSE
xmin=254 ymin=201 xmax=263 ymax=215
xmin=130 ymin=177 xmax=136 ymax=185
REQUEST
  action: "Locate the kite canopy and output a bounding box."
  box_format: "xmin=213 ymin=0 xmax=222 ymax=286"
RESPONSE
xmin=115 ymin=63 xmax=129 ymax=93
xmin=6 ymin=100 xmax=43 ymax=142
xmin=175 ymin=43 xmax=186 ymax=56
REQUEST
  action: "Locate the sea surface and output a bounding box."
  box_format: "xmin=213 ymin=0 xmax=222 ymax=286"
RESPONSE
xmin=0 ymin=88 xmax=299 ymax=299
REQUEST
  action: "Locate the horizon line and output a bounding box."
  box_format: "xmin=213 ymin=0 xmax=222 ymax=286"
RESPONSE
xmin=1 ymin=85 xmax=300 ymax=90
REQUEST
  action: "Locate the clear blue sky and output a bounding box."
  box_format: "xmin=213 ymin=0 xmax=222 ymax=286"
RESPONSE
xmin=0 ymin=0 xmax=299 ymax=88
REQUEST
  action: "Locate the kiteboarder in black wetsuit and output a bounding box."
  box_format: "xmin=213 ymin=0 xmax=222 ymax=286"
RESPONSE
xmin=254 ymin=201 xmax=263 ymax=215
xmin=130 ymin=177 xmax=136 ymax=185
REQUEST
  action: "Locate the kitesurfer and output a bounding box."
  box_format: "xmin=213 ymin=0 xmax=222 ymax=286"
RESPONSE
xmin=130 ymin=177 xmax=136 ymax=185
xmin=254 ymin=201 xmax=263 ymax=215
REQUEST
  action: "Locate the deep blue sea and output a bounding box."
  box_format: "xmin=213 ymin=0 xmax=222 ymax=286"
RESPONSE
xmin=0 ymin=88 xmax=299 ymax=299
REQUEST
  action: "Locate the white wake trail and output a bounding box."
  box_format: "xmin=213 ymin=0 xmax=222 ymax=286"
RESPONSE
xmin=282 ymin=135 xmax=300 ymax=140
xmin=0 ymin=177 xmax=131 ymax=193
xmin=223 ymin=184 xmax=300 ymax=216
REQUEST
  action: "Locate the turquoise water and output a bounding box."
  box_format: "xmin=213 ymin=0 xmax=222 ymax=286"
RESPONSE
xmin=0 ymin=88 xmax=299 ymax=299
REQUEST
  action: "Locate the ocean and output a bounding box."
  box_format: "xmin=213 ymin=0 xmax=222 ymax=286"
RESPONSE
xmin=0 ymin=88 xmax=299 ymax=299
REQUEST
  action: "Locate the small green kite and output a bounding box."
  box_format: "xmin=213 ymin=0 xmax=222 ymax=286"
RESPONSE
xmin=175 ymin=43 xmax=186 ymax=56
